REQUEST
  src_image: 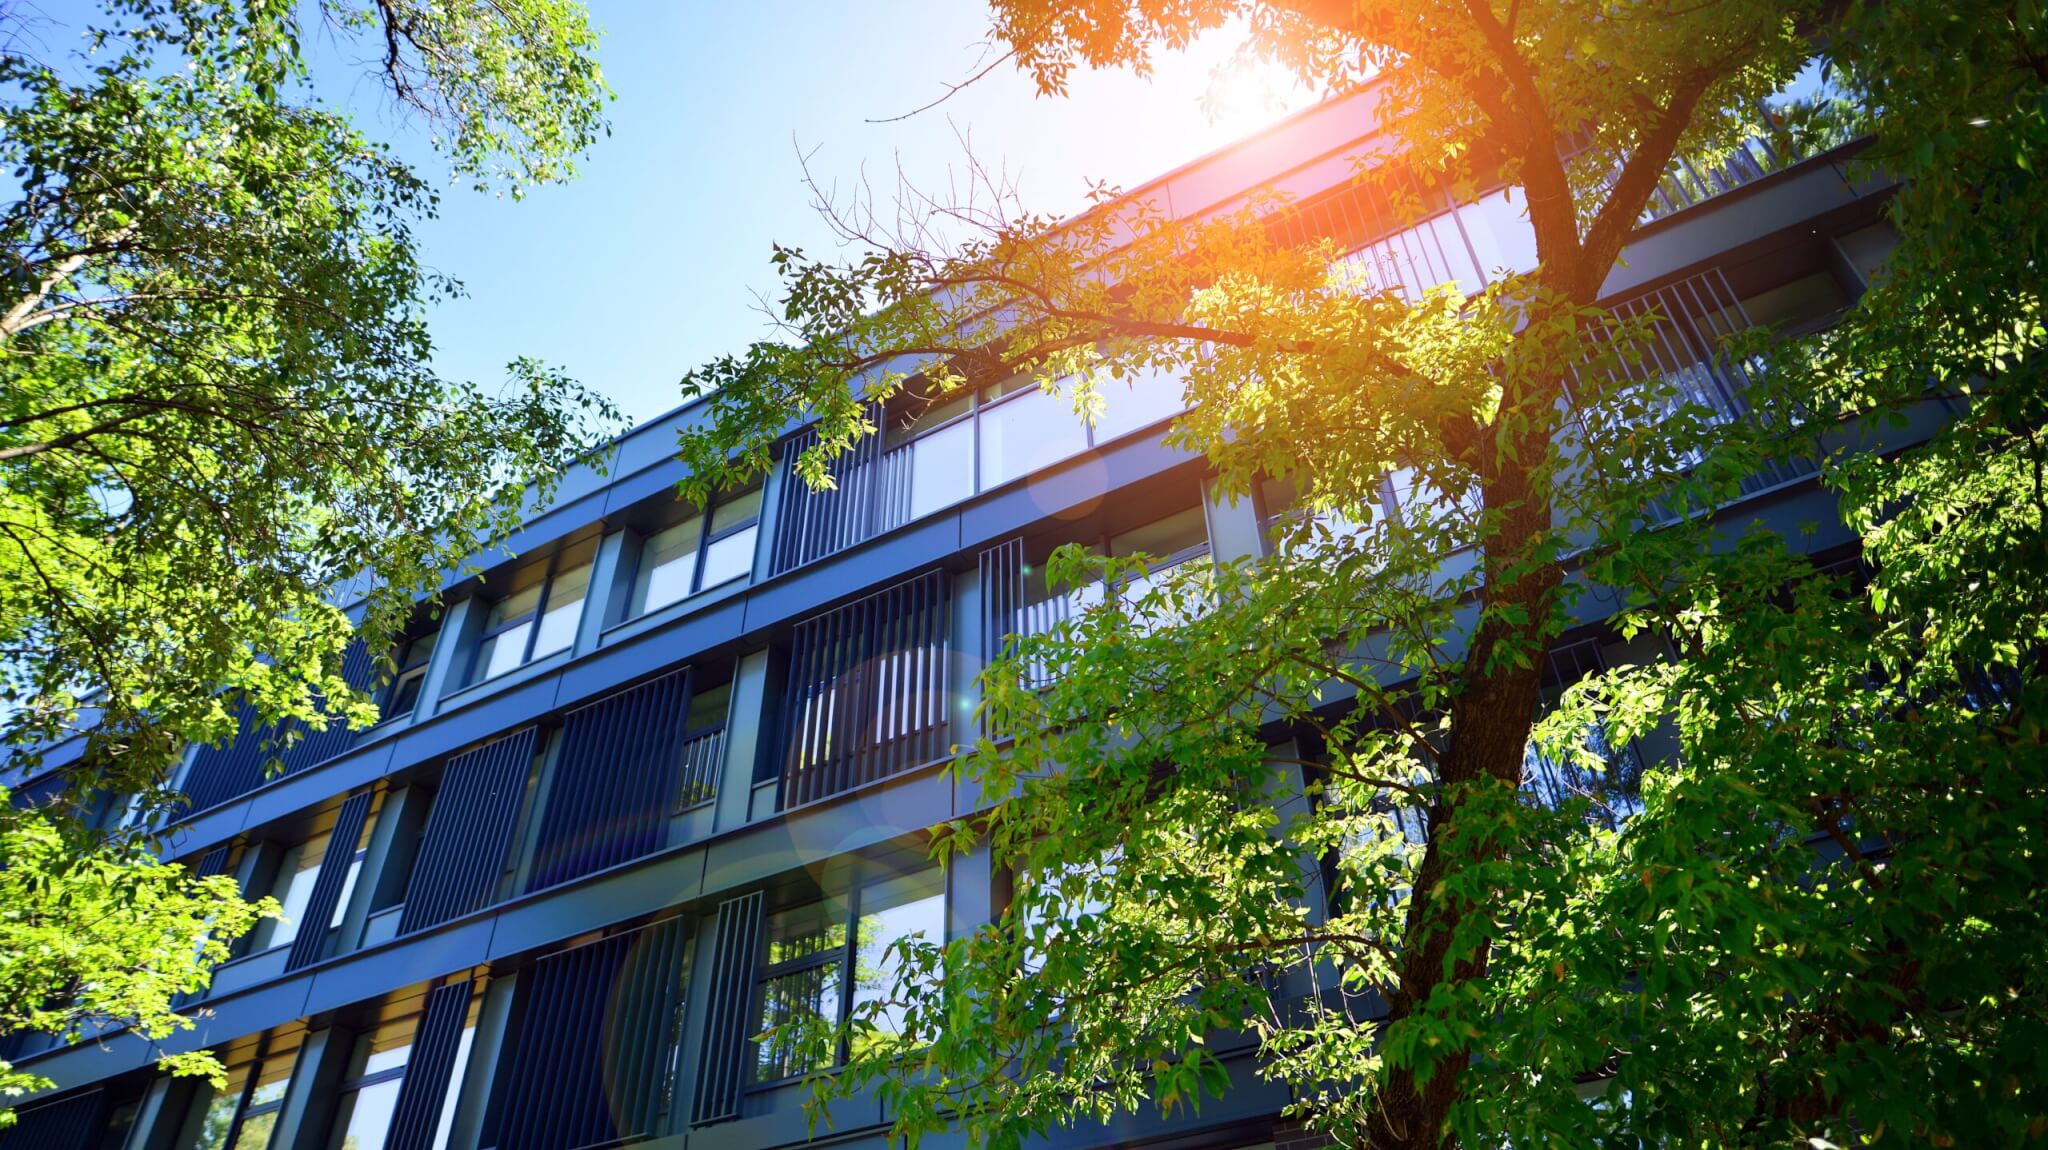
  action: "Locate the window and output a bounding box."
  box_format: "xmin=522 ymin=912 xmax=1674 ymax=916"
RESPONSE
xmin=883 ymin=390 xmax=974 ymax=524
xmin=325 ymin=997 xmax=482 ymax=1150
xmin=246 ymin=805 xmax=379 ymax=954
xmin=379 ymin=630 xmax=439 ymax=721
xmin=632 ymin=478 xmax=763 ymax=616
xmin=752 ymin=865 xmax=944 ymax=1082
xmin=470 ymin=541 xmax=596 ymax=684
xmin=172 ymin=1038 xmax=301 ymax=1150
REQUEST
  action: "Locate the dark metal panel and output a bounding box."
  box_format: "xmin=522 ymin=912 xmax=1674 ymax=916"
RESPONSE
xmin=0 ymin=1088 xmax=104 ymax=1150
xmin=192 ymin=845 xmax=233 ymax=880
xmin=397 ymin=729 xmax=538 ymax=935
xmin=690 ymin=890 xmax=763 ymax=1126
xmin=496 ymin=918 xmax=690 ymax=1150
xmin=526 ymin=669 xmax=694 ymax=892
xmin=285 ymin=789 xmax=373 ymax=971
xmin=777 ymin=569 xmax=952 ymax=810
xmin=383 ymin=980 xmax=474 ymax=1150
xmin=178 ymin=641 xmax=379 ymax=813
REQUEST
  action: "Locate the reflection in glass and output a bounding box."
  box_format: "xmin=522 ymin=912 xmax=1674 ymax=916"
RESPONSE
xmin=979 ymin=386 xmax=1089 ymax=490
xmin=905 ymin=419 xmax=973 ymax=520
xmin=329 ymin=1078 xmax=402 ymax=1150
xmin=755 ymin=963 xmax=842 ymax=1081
xmin=698 ymin=525 xmax=757 ymax=589
xmin=528 ymin=562 xmax=590 ymax=658
xmin=852 ymin=870 xmax=945 ymax=1052
xmin=636 ymin=516 xmax=703 ymax=613
xmin=1088 ymin=364 xmax=1185 ymax=444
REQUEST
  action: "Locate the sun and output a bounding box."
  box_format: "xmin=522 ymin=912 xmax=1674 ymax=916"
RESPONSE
xmin=1199 ymin=52 xmax=1302 ymax=140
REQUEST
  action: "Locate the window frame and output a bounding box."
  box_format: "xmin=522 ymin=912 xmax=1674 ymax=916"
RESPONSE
xmin=631 ymin=479 xmax=764 ymax=617
xmin=746 ymin=862 xmax=946 ymax=1088
xmin=469 ymin=545 xmax=594 ymax=684
xmin=178 ymin=1039 xmax=301 ymax=1150
xmin=377 ymin=629 xmax=439 ymax=722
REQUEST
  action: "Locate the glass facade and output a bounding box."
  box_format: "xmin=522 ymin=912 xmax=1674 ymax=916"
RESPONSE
xmin=7 ymin=72 xmax=1881 ymax=1150
xmin=753 ymin=865 xmax=944 ymax=1081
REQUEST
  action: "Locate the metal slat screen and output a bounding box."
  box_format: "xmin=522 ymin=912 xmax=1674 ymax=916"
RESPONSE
xmin=689 ymin=890 xmax=764 ymax=1126
xmin=526 ymin=669 xmax=694 ymax=892
xmin=193 ymin=844 xmax=232 ymax=879
xmin=382 ymin=981 xmax=474 ymax=1150
xmin=779 ymin=569 xmax=952 ymax=808
xmin=0 ymin=1089 xmax=104 ymax=1150
xmin=767 ymin=403 xmax=886 ymax=576
xmin=494 ymin=919 xmax=690 ymax=1150
xmin=978 ymin=538 xmax=1027 ymax=738
xmin=397 ymin=728 xmax=539 ymax=935
xmin=1572 ymin=267 xmax=1816 ymax=508
xmin=285 ymin=790 xmax=373 ymax=971
xmin=180 ymin=640 xmax=378 ymax=812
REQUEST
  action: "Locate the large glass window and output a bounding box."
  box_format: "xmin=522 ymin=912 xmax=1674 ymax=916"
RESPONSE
xmin=173 ymin=1038 xmax=302 ymax=1150
xmin=246 ymin=804 xmax=378 ymax=954
xmin=325 ymin=997 xmax=481 ymax=1150
xmin=469 ymin=541 xmax=596 ymax=684
xmin=632 ymin=478 xmax=763 ymax=617
xmin=379 ymin=630 xmax=439 ymax=721
xmin=752 ymin=865 xmax=944 ymax=1082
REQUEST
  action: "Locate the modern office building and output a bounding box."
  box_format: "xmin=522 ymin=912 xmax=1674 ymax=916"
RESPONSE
xmin=0 ymin=72 xmax=1915 ymax=1150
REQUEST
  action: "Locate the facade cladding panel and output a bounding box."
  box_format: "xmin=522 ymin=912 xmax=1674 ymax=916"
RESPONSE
xmin=178 ymin=640 xmax=379 ymax=812
xmin=487 ymin=918 xmax=690 ymax=1150
xmin=0 ymin=76 xmax=1906 ymax=1150
xmin=397 ymin=728 xmax=539 ymax=934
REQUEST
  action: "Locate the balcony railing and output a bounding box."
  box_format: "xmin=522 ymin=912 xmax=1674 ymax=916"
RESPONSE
xmin=770 ymin=374 xmax=1185 ymax=576
xmin=778 ymin=569 xmax=952 ymax=808
xmin=1569 ymin=267 xmax=1817 ymax=504
xmin=676 ymin=726 xmax=724 ymax=810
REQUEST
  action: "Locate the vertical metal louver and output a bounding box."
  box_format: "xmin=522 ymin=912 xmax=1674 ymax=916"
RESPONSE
xmin=285 ymin=790 xmax=372 ymax=971
xmin=526 ymin=669 xmax=694 ymax=892
xmin=767 ymin=402 xmax=887 ymax=576
xmin=978 ymin=538 xmax=1027 ymax=738
xmin=494 ymin=919 xmax=690 ymax=1150
xmin=193 ymin=844 xmax=233 ymax=879
xmin=690 ymin=891 xmax=764 ymax=1127
xmin=1571 ymin=268 xmax=1816 ymax=504
xmin=779 ymin=570 xmax=952 ymax=809
xmin=180 ymin=640 xmax=378 ymax=812
xmin=397 ymin=728 xmax=539 ymax=935
xmin=382 ymin=980 xmax=474 ymax=1150
xmin=0 ymin=1089 xmax=104 ymax=1150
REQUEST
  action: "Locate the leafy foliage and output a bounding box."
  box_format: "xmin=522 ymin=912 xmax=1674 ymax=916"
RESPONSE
xmin=0 ymin=798 xmax=275 ymax=1118
xmin=681 ymin=1 xmax=2047 ymax=1147
xmin=0 ymin=0 xmax=612 ymax=1111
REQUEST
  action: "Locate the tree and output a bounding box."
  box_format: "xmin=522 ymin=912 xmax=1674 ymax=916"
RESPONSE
xmin=0 ymin=0 xmax=613 ymax=1112
xmin=677 ymin=1 xmax=2047 ymax=1146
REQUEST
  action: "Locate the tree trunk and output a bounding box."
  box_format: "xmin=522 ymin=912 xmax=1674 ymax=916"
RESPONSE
xmin=1368 ymin=417 xmax=1564 ymax=1150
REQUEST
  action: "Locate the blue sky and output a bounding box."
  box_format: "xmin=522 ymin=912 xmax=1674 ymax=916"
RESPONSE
xmin=368 ymin=4 xmax=1308 ymax=426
